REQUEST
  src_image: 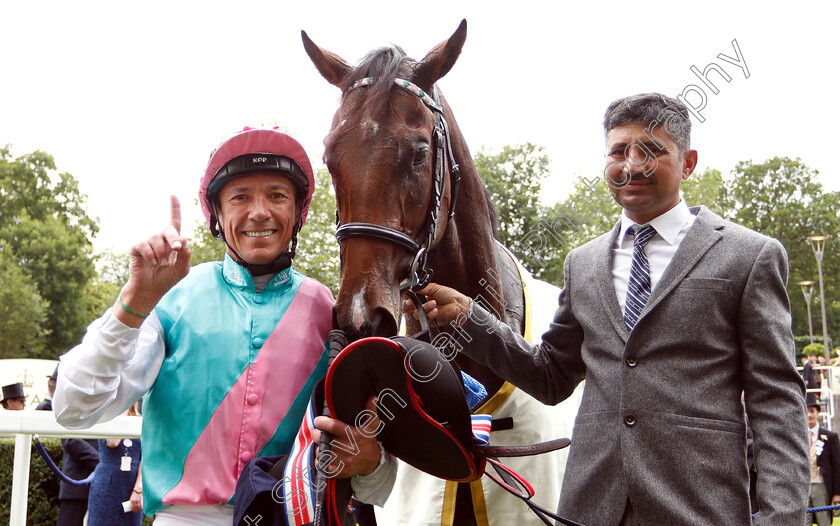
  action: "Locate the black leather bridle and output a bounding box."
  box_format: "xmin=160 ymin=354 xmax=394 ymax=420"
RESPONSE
xmin=334 ymin=77 xmax=461 ymax=291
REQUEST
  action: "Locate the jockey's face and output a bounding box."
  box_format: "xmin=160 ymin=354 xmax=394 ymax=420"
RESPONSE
xmin=218 ymin=173 xmax=299 ymax=266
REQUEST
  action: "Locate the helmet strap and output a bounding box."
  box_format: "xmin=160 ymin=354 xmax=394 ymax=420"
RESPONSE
xmin=231 ymin=249 xmax=293 ymax=277
xmin=218 ymin=218 xmax=302 ymax=278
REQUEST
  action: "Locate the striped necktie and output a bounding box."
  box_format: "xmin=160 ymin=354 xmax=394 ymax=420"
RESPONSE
xmin=624 ymin=225 xmax=657 ymax=331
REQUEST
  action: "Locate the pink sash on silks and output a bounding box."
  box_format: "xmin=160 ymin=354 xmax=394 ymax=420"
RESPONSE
xmin=232 ymin=378 xmax=353 ymax=526
xmin=163 ymin=277 xmax=333 ymax=507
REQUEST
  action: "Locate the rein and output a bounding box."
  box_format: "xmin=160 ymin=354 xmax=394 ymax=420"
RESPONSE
xmin=334 ymin=77 xmax=461 ymax=290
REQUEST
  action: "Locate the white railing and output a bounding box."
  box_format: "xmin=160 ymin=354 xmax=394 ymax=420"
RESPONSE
xmin=0 ymin=411 xmax=141 ymax=526
xmin=815 ymin=365 xmax=836 ymax=428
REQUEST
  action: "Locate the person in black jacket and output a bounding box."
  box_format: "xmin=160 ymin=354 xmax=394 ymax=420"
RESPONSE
xmin=803 ymin=354 xmax=817 ymax=391
xmin=806 ymin=393 xmax=840 ymax=526
xmin=32 ymin=365 xmax=98 ymax=525
xmin=57 ymin=438 xmax=99 ymax=524
xmin=37 ymin=367 xmax=58 ymax=411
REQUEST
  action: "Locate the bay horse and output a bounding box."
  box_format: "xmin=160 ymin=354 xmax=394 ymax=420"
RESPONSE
xmin=303 ymin=20 xmax=582 ymax=525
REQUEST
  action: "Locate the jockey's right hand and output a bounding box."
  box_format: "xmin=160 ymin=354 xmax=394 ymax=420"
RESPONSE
xmin=114 ymin=195 xmax=191 ymax=327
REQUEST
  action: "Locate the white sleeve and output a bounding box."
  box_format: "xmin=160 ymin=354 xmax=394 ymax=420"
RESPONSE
xmin=350 ymin=445 xmax=397 ymax=506
xmin=53 ymin=308 xmax=165 ymax=429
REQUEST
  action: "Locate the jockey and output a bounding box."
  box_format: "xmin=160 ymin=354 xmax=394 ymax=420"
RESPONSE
xmin=54 ymin=127 xmax=395 ymax=526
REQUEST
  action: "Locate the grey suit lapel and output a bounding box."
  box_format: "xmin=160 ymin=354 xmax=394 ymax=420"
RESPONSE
xmin=594 ymin=221 xmax=629 ymax=342
xmin=641 ymin=206 xmax=725 ymax=317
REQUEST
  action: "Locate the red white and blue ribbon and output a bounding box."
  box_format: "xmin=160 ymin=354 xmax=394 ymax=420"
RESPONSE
xmin=283 ymin=399 xmax=319 ymax=525
xmin=471 ymin=414 xmax=492 ymax=445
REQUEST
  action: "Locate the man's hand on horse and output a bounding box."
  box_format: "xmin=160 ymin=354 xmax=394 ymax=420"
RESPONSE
xmin=116 ymin=195 xmax=191 ymax=327
xmin=404 ymin=283 xmax=471 ymax=327
xmin=313 ymin=397 xmax=383 ymax=478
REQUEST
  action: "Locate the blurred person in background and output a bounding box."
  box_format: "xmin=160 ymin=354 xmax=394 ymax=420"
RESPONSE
xmin=1 ymin=382 xmax=26 ymax=410
xmin=87 ymin=402 xmax=142 ymax=526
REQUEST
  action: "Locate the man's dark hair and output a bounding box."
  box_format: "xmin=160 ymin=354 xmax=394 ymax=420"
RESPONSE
xmin=603 ymin=93 xmax=692 ymax=153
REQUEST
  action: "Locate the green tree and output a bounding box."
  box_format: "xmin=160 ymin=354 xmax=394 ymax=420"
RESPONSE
xmin=473 ymin=142 xmax=625 ymax=285
xmin=295 ymin=167 xmax=340 ymax=294
xmin=475 ymin=143 xmax=554 ymax=276
xmin=719 ymin=157 xmax=840 ymax=351
xmin=0 ymin=240 xmax=49 ymax=358
xmin=84 ymin=249 xmax=130 ymax=321
xmin=0 ymin=147 xmax=98 ymax=356
xmin=188 ymin=202 xmax=226 ymax=266
xmin=682 ymin=168 xmax=725 ymax=215
xmin=531 ymin=176 xmax=620 ymax=286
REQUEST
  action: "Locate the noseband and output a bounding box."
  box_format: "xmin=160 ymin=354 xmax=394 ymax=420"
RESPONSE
xmin=334 ymin=77 xmax=461 ymax=290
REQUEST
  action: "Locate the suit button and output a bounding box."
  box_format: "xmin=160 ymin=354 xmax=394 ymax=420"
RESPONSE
xmin=252 ymin=337 xmax=264 ymax=348
xmin=253 ymin=295 xmax=264 ymax=304
xmin=241 ymin=451 xmax=253 ymax=463
xmin=624 ymin=415 xmax=636 ymax=427
xmin=247 ymin=394 xmax=259 ymax=405
xmin=626 ymin=358 xmax=637 ymax=367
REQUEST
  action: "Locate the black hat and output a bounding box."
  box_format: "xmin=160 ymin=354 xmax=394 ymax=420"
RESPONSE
xmin=48 ymin=365 xmax=59 ymax=382
xmin=324 ymin=335 xmax=570 ymax=482
xmin=325 ymin=336 xmax=479 ymax=481
xmin=1 ymin=382 xmax=26 ymax=402
xmin=806 ymin=392 xmax=822 ymax=409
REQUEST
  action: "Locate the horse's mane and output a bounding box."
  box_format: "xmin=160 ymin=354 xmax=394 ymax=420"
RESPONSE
xmin=339 ymin=46 xmax=416 ymax=116
xmin=483 ymin=185 xmax=500 ymax=240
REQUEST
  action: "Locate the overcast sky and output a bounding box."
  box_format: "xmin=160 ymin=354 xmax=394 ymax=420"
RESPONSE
xmin=1 ymin=1 xmax=837 ymax=254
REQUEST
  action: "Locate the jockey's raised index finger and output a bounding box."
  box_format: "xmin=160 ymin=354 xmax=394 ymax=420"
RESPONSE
xmin=169 ymin=195 xmax=181 ymax=232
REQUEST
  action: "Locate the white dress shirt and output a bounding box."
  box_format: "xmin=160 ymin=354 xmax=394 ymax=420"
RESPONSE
xmin=810 ymin=424 xmax=824 ymax=483
xmin=612 ymin=200 xmax=696 ymax=316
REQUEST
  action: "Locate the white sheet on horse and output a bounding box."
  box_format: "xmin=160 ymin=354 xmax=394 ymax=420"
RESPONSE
xmin=375 ymin=263 xmax=584 ymax=526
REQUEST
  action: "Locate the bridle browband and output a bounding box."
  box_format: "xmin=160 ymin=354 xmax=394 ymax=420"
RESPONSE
xmin=334 ymin=77 xmax=461 ymax=290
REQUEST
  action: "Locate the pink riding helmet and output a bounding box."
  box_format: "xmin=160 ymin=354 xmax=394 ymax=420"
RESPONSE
xmin=199 ymin=127 xmax=315 ymax=237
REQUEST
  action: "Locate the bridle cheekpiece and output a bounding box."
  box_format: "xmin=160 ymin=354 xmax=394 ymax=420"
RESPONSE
xmin=334 ymin=77 xmax=461 ymax=291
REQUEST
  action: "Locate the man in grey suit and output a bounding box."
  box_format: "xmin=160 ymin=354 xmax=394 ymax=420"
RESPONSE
xmin=410 ymin=93 xmax=809 ymax=525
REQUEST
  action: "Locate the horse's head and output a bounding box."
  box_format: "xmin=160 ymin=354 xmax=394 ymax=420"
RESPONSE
xmin=303 ymin=21 xmax=467 ymax=340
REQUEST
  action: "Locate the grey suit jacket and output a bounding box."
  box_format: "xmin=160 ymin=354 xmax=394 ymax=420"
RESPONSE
xmin=460 ymin=206 xmax=809 ymax=525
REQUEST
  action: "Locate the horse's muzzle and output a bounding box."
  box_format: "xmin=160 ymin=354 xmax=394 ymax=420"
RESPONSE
xmin=337 ymin=303 xmax=399 ymax=342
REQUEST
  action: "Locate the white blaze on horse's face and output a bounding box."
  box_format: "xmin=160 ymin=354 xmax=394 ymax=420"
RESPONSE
xmin=351 ymin=288 xmax=367 ymax=332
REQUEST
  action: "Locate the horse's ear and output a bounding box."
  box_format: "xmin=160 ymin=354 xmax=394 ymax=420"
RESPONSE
xmin=301 ymin=30 xmax=352 ymax=87
xmin=414 ymin=19 xmax=467 ymax=91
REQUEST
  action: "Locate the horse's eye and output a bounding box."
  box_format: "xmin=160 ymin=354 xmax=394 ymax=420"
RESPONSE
xmin=413 ymin=146 xmax=430 ymax=166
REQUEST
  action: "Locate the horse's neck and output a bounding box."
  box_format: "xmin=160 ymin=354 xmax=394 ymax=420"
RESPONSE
xmin=427 ymin=168 xmax=525 ymax=396
xmin=428 ymin=115 xmax=522 ymax=333
xmin=431 ymin=218 xmax=500 ymax=304
xmin=422 ymin=102 xmax=526 ymax=400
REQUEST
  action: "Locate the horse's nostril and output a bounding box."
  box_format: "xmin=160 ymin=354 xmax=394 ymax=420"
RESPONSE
xmin=338 ymin=304 xmax=399 ymax=342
